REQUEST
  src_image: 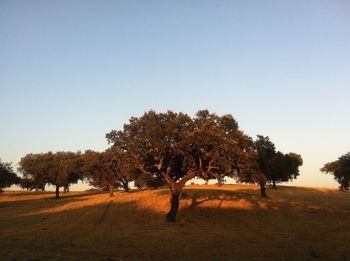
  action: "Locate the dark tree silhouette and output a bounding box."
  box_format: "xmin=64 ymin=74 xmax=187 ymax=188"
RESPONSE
xmin=0 ymin=159 xmax=20 ymax=192
xmin=106 ymin=110 xmax=254 ymax=222
xmin=19 ymin=177 xmax=40 ymax=191
xmin=254 ymin=136 xmax=302 ymax=192
xmin=250 ymin=135 xmax=277 ymax=196
xmin=270 ymin=152 xmax=303 ymax=189
xmin=321 ymin=152 xmax=350 ymax=191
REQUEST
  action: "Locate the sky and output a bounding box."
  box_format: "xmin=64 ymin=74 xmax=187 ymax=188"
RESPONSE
xmin=1 ymin=0 xmax=349 ymax=190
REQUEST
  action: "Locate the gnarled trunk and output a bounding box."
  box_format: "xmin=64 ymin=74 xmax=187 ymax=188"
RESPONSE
xmin=163 ymin=169 xmax=197 ymax=222
xmin=63 ymin=185 xmax=69 ymax=193
xmin=55 ymin=185 xmax=60 ymax=199
xmin=166 ymin=190 xmax=180 ymax=222
xmin=260 ymin=182 xmax=267 ymax=198
xmin=108 ymin=183 xmax=114 ymax=197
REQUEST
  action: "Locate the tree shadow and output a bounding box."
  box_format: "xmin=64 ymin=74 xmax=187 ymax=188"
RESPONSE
xmin=182 ymin=188 xmax=261 ymax=209
xmin=3 ymin=190 xmax=102 ymax=198
xmin=1 ymin=187 xmax=350 ymax=260
xmin=1 ymin=198 xmax=163 ymax=261
xmin=0 ymin=192 xmax=102 ymax=211
xmin=156 ymin=186 xmax=350 ymax=215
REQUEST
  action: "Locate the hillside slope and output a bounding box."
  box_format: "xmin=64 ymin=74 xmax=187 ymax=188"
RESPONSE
xmin=1 ymin=185 xmax=350 ymax=260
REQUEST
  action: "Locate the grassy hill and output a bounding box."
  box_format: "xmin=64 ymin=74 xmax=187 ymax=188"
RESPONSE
xmin=1 ymin=185 xmax=350 ymax=260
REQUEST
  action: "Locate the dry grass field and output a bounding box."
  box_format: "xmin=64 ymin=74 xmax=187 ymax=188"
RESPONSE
xmin=1 ymin=184 xmax=350 ymax=260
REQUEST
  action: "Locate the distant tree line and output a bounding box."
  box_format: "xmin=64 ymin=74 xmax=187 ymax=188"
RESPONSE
xmin=0 ymin=110 xmax=307 ymax=222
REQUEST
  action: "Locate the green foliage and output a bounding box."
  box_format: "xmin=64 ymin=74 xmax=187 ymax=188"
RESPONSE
xmin=254 ymin=136 xmax=303 ymax=188
xmin=18 ymin=153 xmax=49 ymax=190
xmin=0 ymin=159 xmax=20 ymax=191
xmin=107 ymin=110 xmax=254 ymax=185
xmin=82 ymin=150 xmax=136 ymax=193
xmin=321 ymin=152 xmax=350 ymax=191
xmin=106 ymin=110 xmax=255 ymax=221
xmin=18 ymin=152 xmax=83 ymax=198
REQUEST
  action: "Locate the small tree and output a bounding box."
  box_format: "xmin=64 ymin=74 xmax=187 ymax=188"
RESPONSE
xmin=248 ymin=135 xmax=277 ymax=196
xmin=321 ymin=152 xmax=350 ymax=191
xmin=82 ymin=150 xmax=136 ymax=197
xmin=253 ymin=136 xmax=302 ymax=191
xmin=0 ymin=159 xmax=20 ymax=192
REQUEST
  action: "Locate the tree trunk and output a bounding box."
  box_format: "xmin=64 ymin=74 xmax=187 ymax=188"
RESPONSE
xmin=166 ymin=190 xmax=180 ymax=222
xmin=55 ymin=185 xmax=60 ymax=199
xmin=122 ymin=181 xmax=129 ymax=192
xmin=63 ymin=185 xmax=69 ymax=193
xmin=217 ymin=178 xmax=222 ymax=187
xmin=272 ymin=180 xmax=277 ymax=189
xmin=108 ymin=183 xmax=114 ymax=197
xmin=260 ymin=182 xmax=267 ymax=198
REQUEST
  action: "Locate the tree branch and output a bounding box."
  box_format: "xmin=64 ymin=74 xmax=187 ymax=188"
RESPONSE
xmin=153 ymin=156 xmax=163 ymax=170
xmin=138 ymin=164 xmax=153 ymax=176
xmin=178 ymin=170 xmax=197 ymax=188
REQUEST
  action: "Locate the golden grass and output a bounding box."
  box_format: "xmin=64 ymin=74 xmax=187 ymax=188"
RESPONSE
xmin=1 ymin=184 xmax=350 ymax=260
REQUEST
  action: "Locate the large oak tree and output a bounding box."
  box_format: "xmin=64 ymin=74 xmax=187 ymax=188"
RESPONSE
xmin=106 ymin=110 xmax=254 ymax=222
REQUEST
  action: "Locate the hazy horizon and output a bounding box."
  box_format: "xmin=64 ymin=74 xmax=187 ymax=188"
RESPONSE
xmin=1 ymin=1 xmax=349 ymax=190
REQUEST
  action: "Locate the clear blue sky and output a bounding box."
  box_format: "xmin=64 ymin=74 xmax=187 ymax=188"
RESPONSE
xmin=1 ymin=0 xmax=349 ymax=190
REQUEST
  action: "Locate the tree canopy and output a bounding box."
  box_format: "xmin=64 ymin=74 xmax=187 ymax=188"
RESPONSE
xmin=0 ymin=159 xmax=20 ymax=192
xmin=18 ymin=152 xmax=83 ymax=198
xmin=106 ymin=110 xmax=255 ymax=222
xmin=321 ymin=152 xmax=350 ymax=191
xmin=82 ymin=150 xmax=137 ymax=197
xmin=254 ymin=136 xmax=303 ymax=190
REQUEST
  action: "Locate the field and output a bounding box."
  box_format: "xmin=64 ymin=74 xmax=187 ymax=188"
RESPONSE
xmin=1 ymin=185 xmax=350 ymax=260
